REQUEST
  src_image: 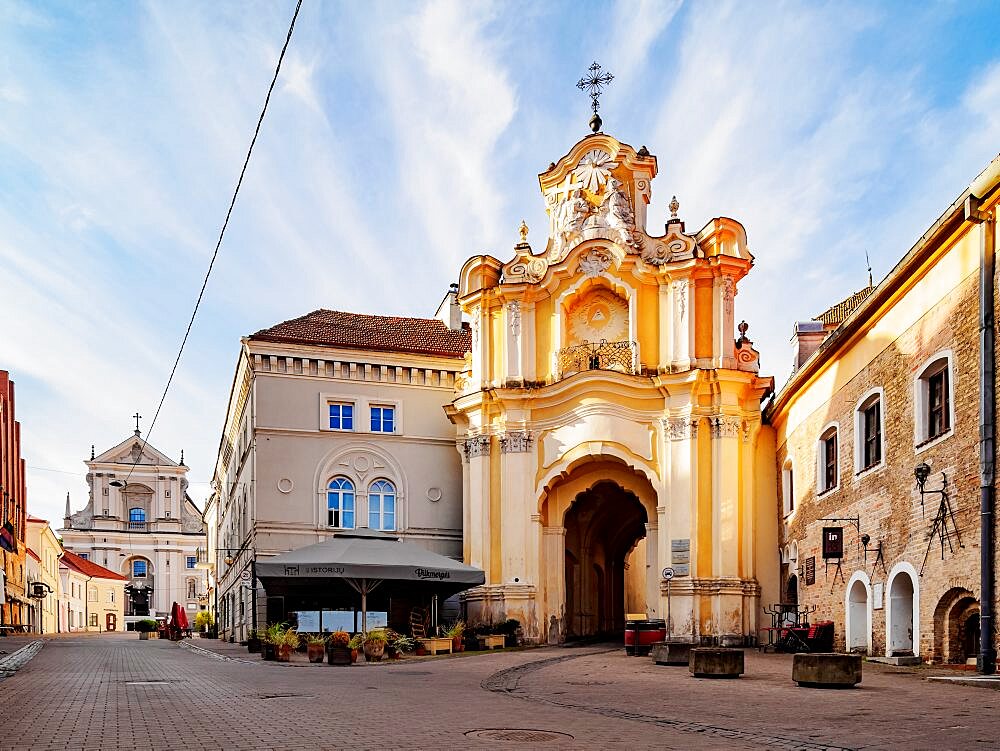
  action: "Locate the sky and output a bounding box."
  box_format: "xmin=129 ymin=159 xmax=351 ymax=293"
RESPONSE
xmin=2 ymin=0 xmax=999 ymax=527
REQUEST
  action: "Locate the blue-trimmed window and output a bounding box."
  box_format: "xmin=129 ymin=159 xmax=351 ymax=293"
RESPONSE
xmin=186 ymin=556 xmax=196 ymax=569
xmin=132 ymin=559 xmax=147 ymax=578
xmin=327 ymin=478 xmax=355 ymax=528
xmin=370 ymin=406 xmax=395 ymax=433
xmin=329 ymin=403 xmax=354 ymax=430
xmin=129 ymin=507 xmax=146 ymax=523
xmin=368 ymin=480 xmax=396 ymax=531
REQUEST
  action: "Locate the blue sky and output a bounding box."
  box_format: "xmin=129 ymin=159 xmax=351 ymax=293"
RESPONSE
xmin=2 ymin=0 xmax=999 ymax=526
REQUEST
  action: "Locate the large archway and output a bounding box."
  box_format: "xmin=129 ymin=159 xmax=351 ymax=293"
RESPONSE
xmin=564 ymin=480 xmax=648 ymax=638
xmin=933 ymin=588 xmax=980 ymax=664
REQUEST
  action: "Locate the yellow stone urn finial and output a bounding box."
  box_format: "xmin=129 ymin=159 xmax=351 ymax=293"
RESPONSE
xmin=519 ymin=219 xmax=529 ymax=243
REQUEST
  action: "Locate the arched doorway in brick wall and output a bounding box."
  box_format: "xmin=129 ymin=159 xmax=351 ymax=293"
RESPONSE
xmin=845 ymin=571 xmax=872 ymax=654
xmin=886 ymin=563 xmax=920 ymax=657
xmin=932 ymin=588 xmax=980 ymax=664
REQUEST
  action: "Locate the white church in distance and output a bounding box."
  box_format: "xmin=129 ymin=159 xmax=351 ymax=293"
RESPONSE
xmin=61 ymin=427 xmax=208 ymax=628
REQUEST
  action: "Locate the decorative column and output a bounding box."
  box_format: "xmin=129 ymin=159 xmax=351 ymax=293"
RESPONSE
xmin=711 ymin=414 xmax=743 ymax=641
xmin=713 ymin=275 xmax=736 ymax=369
xmin=464 ymin=436 xmax=492 ymax=577
xmin=499 ymin=430 xmax=533 ymax=585
xmin=504 ymin=302 xmax=522 ymax=384
xmin=670 ymin=278 xmax=693 ymax=370
xmin=542 ymin=525 xmax=567 ymax=642
xmin=658 ymin=282 xmax=673 ymax=372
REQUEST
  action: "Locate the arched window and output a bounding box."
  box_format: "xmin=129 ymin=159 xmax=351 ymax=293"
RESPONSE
xmin=129 ymin=507 xmax=146 ymax=523
xmin=368 ymin=480 xmax=396 ymax=531
xmin=186 ymin=579 xmax=196 ymax=600
xmin=916 ymin=354 xmax=953 ymax=445
xmin=327 ymin=478 xmax=355 ymax=529
xmin=854 ymin=389 xmax=885 ymax=473
xmin=817 ymin=424 xmax=839 ymax=494
xmin=781 ymin=459 xmax=795 ymax=517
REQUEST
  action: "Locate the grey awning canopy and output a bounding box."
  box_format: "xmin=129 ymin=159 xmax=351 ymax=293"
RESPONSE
xmin=255 ymin=528 xmax=485 ymax=597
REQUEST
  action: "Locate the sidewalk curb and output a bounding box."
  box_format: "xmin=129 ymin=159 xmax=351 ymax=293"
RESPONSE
xmin=0 ymin=640 xmax=44 ymax=682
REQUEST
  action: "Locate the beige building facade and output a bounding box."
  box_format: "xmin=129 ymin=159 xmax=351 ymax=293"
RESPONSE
xmin=449 ymin=132 xmax=778 ymax=643
xmin=26 ymin=515 xmax=60 ymax=634
xmin=210 ymin=310 xmax=470 ymax=640
xmin=58 ymin=549 xmax=125 ymax=632
xmin=769 ymin=155 xmax=1000 ymax=664
xmin=61 ymin=430 xmax=207 ymax=627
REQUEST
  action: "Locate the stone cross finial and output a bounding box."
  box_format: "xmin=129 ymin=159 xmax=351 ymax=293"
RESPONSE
xmin=519 ymin=220 xmax=529 ymax=242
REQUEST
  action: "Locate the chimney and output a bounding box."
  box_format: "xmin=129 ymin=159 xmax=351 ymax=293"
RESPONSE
xmin=434 ymin=283 xmax=462 ymax=331
xmin=791 ymin=321 xmax=827 ymax=372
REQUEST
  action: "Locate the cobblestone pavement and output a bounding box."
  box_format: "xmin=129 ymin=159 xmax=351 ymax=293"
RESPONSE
xmin=2 ymin=634 xmax=999 ymax=750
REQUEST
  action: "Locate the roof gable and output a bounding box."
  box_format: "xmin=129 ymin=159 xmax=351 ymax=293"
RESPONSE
xmin=251 ymin=309 xmax=471 ymax=359
xmin=60 ymin=549 xmax=127 ymax=580
xmin=92 ymin=433 xmax=180 ymax=468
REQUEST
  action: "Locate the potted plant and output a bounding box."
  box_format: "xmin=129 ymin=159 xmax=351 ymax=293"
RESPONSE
xmin=247 ymin=628 xmax=262 ymax=654
xmin=446 ymin=620 xmax=466 ymax=652
xmin=363 ymin=629 xmax=388 ymax=662
xmin=414 ymin=639 xmax=427 ymax=656
xmin=390 ymin=633 xmax=416 ymax=658
xmin=135 ymin=619 xmax=158 ymax=640
xmin=261 ymin=623 xmax=284 ymax=661
xmin=347 ymin=633 xmax=364 ymax=663
xmin=305 ymin=634 xmax=326 ymax=663
xmin=275 ymin=627 xmax=299 ymax=662
xmin=327 ymin=630 xmax=352 ymax=665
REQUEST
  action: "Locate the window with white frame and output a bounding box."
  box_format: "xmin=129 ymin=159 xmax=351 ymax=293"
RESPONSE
xmin=328 ymin=402 xmax=354 ymax=431
xmin=781 ymin=459 xmax=795 ymax=517
xmin=327 ymin=477 xmax=356 ymax=528
xmin=370 ymin=405 xmax=395 ymax=433
xmin=916 ymin=355 xmax=952 ymax=444
xmin=856 ymin=390 xmax=884 ymax=472
xmin=187 ymin=579 xmax=196 ymax=600
xmin=368 ymin=480 xmax=396 ymax=531
xmin=818 ymin=425 xmax=839 ymax=494
xmin=87 ymin=587 xmax=97 ymax=602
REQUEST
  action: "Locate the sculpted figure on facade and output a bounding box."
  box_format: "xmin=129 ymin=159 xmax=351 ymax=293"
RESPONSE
xmin=600 ymin=178 xmax=638 ymax=248
xmin=551 ymin=189 xmax=591 ymax=260
xmin=577 ymin=248 xmax=613 ymax=278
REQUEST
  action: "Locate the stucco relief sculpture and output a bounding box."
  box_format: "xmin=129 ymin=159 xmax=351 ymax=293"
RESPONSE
xmin=499 ymin=430 xmax=532 ymax=453
xmin=577 ymin=248 xmax=613 ymax=278
xmin=672 ymin=278 xmax=688 ymax=319
xmin=464 ymin=435 xmax=491 ymax=460
xmin=711 ymin=416 xmax=742 ymax=439
xmin=507 ymin=301 xmax=521 ymax=338
xmin=601 ymin=178 xmax=638 ymax=248
xmin=567 ymin=288 xmax=627 ymax=346
xmin=723 ymin=276 xmax=735 ymax=315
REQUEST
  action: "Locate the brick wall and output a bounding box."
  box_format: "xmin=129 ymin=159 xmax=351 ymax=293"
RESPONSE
xmin=776 ymin=268 xmax=983 ymax=662
xmin=1 ymin=370 xmax=28 ymax=626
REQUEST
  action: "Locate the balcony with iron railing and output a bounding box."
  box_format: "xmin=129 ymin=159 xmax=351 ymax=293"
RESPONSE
xmin=556 ymin=339 xmax=637 ymax=380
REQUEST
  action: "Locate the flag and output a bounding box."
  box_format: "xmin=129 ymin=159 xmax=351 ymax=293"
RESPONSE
xmin=0 ymin=521 xmax=16 ymax=553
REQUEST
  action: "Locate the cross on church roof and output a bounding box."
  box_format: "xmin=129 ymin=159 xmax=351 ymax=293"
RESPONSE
xmin=577 ymin=61 xmax=613 ymax=133
xmin=133 ymin=412 xmax=142 ymax=436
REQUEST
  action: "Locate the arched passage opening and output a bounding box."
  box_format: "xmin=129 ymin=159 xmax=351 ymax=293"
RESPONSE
xmin=564 ymin=480 xmax=647 ymax=638
xmin=846 ymin=575 xmax=870 ymax=653
xmin=887 ymin=569 xmax=916 ymax=656
xmin=933 ymin=588 xmax=980 ymax=664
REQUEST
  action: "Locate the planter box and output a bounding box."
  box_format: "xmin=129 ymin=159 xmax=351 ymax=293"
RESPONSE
xmin=477 ymin=635 xmax=505 ymax=650
xmin=327 ymin=646 xmax=352 ymax=666
xmin=139 ymin=632 xmax=150 ymax=640
xmin=417 ymin=637 xmax=453 ymax=655
xmin=650 ymin=641 xmax=694 ymax=666
xmin=689 ymin=648 xmax=744 ymax=678
xmin=792 ymin=653 xmax=862 ymax=688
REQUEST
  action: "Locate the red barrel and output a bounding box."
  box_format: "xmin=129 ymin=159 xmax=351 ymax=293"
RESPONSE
xmin=624 ymin=619 xmax=666 ymax=655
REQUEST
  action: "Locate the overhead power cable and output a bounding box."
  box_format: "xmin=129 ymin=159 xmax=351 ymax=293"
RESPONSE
xmin=121 ymin=0 xmax=303 ymax=489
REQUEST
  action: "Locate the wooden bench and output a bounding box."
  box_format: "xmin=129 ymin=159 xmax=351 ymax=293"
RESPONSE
xmin=477 ymin=635 xmax=505 ymax=650
xmin=417 ymin=637 xmax=453 ymax=655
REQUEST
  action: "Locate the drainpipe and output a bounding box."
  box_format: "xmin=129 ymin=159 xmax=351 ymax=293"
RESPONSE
xmin=968 ymin=195 xmax=997 ymax=675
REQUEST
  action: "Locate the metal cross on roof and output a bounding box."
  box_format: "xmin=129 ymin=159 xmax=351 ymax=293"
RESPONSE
xmin=133 ymin=412 xmax=142 ymax=435
xmin=577 ymin=61 xmax=614 ymax=133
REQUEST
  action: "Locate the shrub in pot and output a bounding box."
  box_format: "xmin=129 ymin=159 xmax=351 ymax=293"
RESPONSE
xmin=446 ymin=620 xmax=466 ymax=652
xmin=389 ymin=633 xmax=416 ymax=659
xmin=306 ymin=634 xmax=327 ymax=663
xmin=499 ymin=618 xmax=521 ymax=648
xmin=247 ymin=629 xmax=262 ymax=654
xmin=326 ymin=630 xmax=352 ymax=665
xmin=347 ymin=633 xmax=364 ymax=663
xmin=275 ymin=627 xmax=299 ymax=662
xmin=363 ymin=629 xmax=388 ymax=662
xmin=135 ymin=619 xmax=158 ymax=640
xmin=195 ymin=611 xmax=215 ymax=637
xmin=261 ymin=623 xmax=285 ymax=661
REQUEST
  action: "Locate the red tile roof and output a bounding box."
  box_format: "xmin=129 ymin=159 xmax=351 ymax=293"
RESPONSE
xmin=251 ymin=309 xmax=471 ymax=359
xmin=814 ymin=286 xmax=875 ymax=327
xmin=60 ymin=549 xmax=127 ymax=580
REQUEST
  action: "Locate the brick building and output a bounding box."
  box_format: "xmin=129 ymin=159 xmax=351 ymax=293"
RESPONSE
xmin=768 ymin=154 xmax=1000 ymax=664
xmin=0 ymin=370 xmax=28 ymax=629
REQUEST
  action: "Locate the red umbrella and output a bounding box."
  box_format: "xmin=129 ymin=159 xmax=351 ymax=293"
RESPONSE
xmin=170 ymin=602 xmax=189 ymax=631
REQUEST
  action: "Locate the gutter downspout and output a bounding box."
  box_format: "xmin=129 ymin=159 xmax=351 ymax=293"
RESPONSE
xmin=969 ymin=195 xmax=997 ymax=675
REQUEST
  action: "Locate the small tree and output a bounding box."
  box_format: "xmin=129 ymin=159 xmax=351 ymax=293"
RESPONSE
xmin=195 ymin=611 xmax=215 ymax=631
